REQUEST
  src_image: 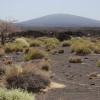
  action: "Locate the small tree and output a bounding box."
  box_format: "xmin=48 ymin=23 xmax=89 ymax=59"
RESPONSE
xmin=0 ymin=20 xmax=20 ymax=45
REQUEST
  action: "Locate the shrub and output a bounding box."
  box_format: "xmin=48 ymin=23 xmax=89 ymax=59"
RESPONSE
xmin=94 ymin=41 xmax=100 ymax=47
xmin=94 ymin=46 xmax=100 ymax=54
xmin=15 ymin=38 xmax=30 ymax=48
xmin=5 ymin=43 xmax=15 ymax=52
xmin=5 ymin=64 xmax=50 ymax=93
xmin=24 ymin=48 xmax=46 ymax=60
xmin=6 ymin=71 xmax=50 ymax=93
xmin=0 ymin=88 xmax=35 ymax=100
xmin=14 ymin=44 xmax=23 ymax=52
xmin=69 ymin=37 xmax=96 ymax=55
xmin=71 ymin=43 xmax=91 ymax=55
xmin=97 ymin=60 xmax=100 ymax=67
xmin=2 ymin=64 xmax=50 ymax=93
xmin=23 ymin=48 xmax=29 ymax=54
xmin=41 ymin=61 xmax=50 ymax=71
xmin=5 ymin=64 xmax=22 ymax=77
xmin=24 ymin=54 xmax=31 ymax=61
xmin=37 ymin=37 xmax=59 ymax=45
xmin=29 ymin=40 xmax=41 ymax=47
xmin=62 ymin=40 xmax=70 ymax=47
xmin=69 ymin=56 xmax=82 ymax=63
xmin=46 ymin=37 xmax=59 ymax=44
xmin=0 ymin=49 xmax=5 ymax=57
xmin=36 ymin=37 xmax=48 ymax=44
xmin=45 ymin=43 xmax=56 ymax=51
xmin=5 ymin=43 xmax=23 ymax=53
xmin=0 ymin=67 xmax=6 ymax=75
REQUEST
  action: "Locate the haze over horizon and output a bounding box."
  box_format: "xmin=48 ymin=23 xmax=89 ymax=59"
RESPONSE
xmin=0 ymin=0 xmax=100 ymax=22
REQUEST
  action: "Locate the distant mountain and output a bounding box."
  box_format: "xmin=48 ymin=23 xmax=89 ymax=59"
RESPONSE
xmin=18 ymin=14 xmax=100 ymax=27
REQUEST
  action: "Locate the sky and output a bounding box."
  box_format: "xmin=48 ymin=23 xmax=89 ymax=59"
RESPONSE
xmin=0 ymin=0 xmax=100 ymax=22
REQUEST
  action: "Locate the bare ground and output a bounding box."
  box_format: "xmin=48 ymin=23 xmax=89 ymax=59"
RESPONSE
xmin=0 ymin=46 xmax=100 ymax=100
xmin=36 ymin=46 xmax=100 ymax=100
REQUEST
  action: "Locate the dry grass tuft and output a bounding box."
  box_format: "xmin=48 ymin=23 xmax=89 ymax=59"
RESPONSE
xmin=0 ymin=49 xmax=5 ymax=57
xmin=24 ymin=48 xmax=46 ymax=60
xmin=40 ymin=61 xmax=50 ymax=71
xmin=62 ymin=40 xmax=70 ymax=47
xmin=69 ymin=56 xmax=82 ymax=63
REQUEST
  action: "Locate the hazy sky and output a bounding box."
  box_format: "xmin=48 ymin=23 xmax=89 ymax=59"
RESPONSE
xmin=0 ymin=0 xmax=100 ymax=22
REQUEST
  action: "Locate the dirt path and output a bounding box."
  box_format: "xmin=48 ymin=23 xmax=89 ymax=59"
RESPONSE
xmin=36 ymin=47 xmax=100 ymax=100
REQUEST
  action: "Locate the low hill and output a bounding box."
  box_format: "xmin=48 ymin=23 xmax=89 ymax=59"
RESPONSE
xmin=18 ymin=14 xmax=100 ymax=27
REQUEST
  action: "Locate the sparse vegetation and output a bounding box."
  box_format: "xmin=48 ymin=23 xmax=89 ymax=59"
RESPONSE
xmin=0 ymin=28 xmax=100 ymax=100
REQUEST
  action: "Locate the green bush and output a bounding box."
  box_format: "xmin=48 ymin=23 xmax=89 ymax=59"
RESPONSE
xmin=69 ymin=37 xmax=97 ymax=55
xmin=29 ymin=40 xmax=41 ymax=47
xmin=24 ymin=54 xmax=31 ymax=61
xmin=4 ymin=43 xmax=15 ymax=53
xmin=71 ymin=43 xmax=91 ymax=55
xmin=36 ymin=37 xmax=48 ymax=44
xmin=15 ymin=38 xmax=30 ymax=48
xmin=45 ymin=43 xmax=56 ymax=51
xmin=37 ymin=37 xmax=59 ymax=45
xmin=5 ymin=43 xmax=23 ymax=53
xmin=97 ymin=60 xmax=100 ymax=67
xmin=46 ymin=37 xmax=59 ymax=44
xmin=62 ymin=40 xmax=70 ymax=47
xmin=0 ymin=88 xmax=35 ymax=100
